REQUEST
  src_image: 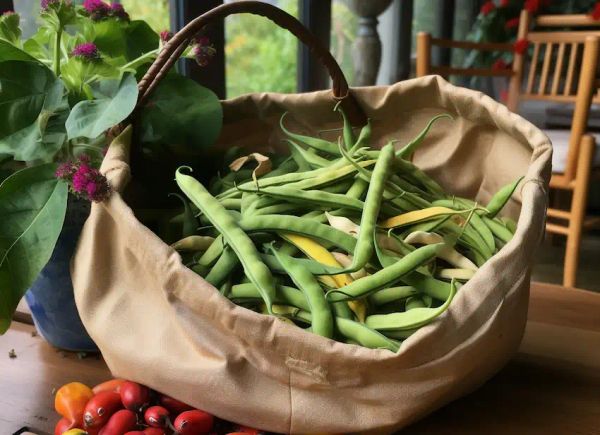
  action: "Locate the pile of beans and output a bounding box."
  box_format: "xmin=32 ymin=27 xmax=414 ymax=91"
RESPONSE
xmin=169 ymin=109 xmax=521 ymax=352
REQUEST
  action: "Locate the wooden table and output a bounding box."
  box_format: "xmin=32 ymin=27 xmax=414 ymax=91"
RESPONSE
xmin=2 ymin=282 xmax=599 ymax=434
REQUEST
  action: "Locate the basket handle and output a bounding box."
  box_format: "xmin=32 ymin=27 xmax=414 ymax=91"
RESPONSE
xmin=136 ymin=0 xmax=367 ymax=125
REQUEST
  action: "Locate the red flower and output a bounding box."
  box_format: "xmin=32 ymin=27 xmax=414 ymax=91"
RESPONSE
xmin=524 ymin=0 xmax=541 ymax=13
xmin=492 ymin=58 xmax=508 ymax=70
xmin=505 ymin=17 xmax=520 ymax=29
xmin=480 ymin=0 xmax=495 ymax=16
xmin=590 ymin=2 xmax=600 ymax=20
xmin=56 ymin=155 xmax=111 ymax=202
xmin=499 ymin=89 xmax=509 ymax=103
xmin=513 ymin=38 xmax=529 ymax=54
xmin=500 ymin=0 xmax=510 ymax=7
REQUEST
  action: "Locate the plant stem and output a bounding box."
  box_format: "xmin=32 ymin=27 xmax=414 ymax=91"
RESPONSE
xmin=53 ymin=27 xmax=63 ymax=77
xmin=119 ymin=48 xmax=159 ymax=72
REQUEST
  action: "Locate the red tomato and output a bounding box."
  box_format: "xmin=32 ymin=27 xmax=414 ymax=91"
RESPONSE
xmin=54 ymin=417 xmax=75 ymax=435
xmin=173 ymin=410 xmax=214 ymax=435
xmin=92 ymin=379 xmax=126 ymax=395
xmin=98 ymin=409 xmax=137 ymax=435
xmin=232 ymin=426 xmax=264 ymax=435
xmin=123 ymin=432 xmax=145 ymax=435
xmin=120 ymin=381 xmax=151 ymax=412
xmin=143 ymin=429 xmax=166 ymax=435
xmin=144 ymin=405 xmax=170 ymax=428
xmin=158 ymin=394 xmax=194 ymax=415
xmin=83 ymin=391 xmax=123 ymax=429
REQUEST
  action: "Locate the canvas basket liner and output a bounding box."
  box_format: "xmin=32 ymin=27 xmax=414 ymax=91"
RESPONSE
xmin=72 ymin=75 xmax=552 ymax=434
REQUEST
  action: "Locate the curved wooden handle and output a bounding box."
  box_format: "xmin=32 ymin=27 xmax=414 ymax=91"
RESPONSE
xmin=136 ymin=0 xmax=366 ymax=125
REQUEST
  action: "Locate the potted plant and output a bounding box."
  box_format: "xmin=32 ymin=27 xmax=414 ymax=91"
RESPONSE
xmin=0 ymin=0 xmax=223 ymax=349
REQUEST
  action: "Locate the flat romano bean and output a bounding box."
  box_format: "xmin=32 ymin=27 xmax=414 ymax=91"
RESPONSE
xmin=269 ymin=246 xmax=333 ymax=338
xmin=176 ymin=168 xmax=277 ymax=313
xmin=326 ymin=243 xmax=442 ymax=302
xmin=293 ymin=310 xmax=399 ymax=352
xmin=368 ymin=286 xmax=418 ymax=306
xmin=240 ymin=214 xmax=357 ymax=254
xmin=204 ymin=245 xmax=239 ymax=288
xmin=229 ymin=283 xmax=310 ymax=312
xmin=365 ymin=280 xmax=456 ymax=331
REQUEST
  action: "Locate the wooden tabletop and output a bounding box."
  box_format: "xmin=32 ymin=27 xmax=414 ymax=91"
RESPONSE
xmin=1 ymin=282 xmax=599 ymax=435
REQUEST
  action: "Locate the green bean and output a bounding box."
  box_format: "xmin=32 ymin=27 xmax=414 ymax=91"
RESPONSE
xmin=169 ymin=193 xmax=197 ymax=238
xmin=400 ymin=272 xmax=452 ymax=301
xmin=176 ymin=168 xmax=277 ymax=313
xmin=326 ymin=243 xmax=442 ymax=302
xmin=501 ymin=217 xmax=517 ymax=233
xmin=240 ymin=214 xmax=357 ymax=254
xmin=205 ymin=245 xmax=239 ymax=288
xmin=288 ymin=142 xmax=312 ymax=171
xmin=280 ymin=112 xmax=340 ymax=155
xmin=405 ymin=295 xmax=433 ymax=309
xmin=485 ymin=176 xmax=524 ymax=218
xmin=197 ymin=235 xmax=224 ymax=267
xmin=365 ymin=279 xmax=456 ymax=331
xmin=285 ymin=139 xmax=332 ymax=168
xmin=345 ymin=177 xmax=369 ymax=199
xmin=269 ymin=246 xmax=333 ymax=338
xmin=293 ymin=310 xmax=399 ymax=352
xmin=239 ymin=185 xmax=364 ymax=212
xmin=396 ymin=114 xmax=453 ymax=159
xmin=349 ymin=119 xmax=372 ymax=154
xmin=260 ymin=253 xmax=344 ymax=276
xmin=482 ymin=215 xmax=513 ymax=244
xmin=229 ymin=283 xmax=311 ymax=312
xmin=336 ymin=105 xmax=356 ymax=151
xmin=220 ymin=198 xmax=242 ymax=210
xmin=346 ymin=143 xmax=394 ymax=272
xmin=368 ymin=286 xmax=418 ymax=306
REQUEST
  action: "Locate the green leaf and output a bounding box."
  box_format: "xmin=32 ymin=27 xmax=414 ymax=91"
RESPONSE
xmin=0 ymin=163 xmax=68 ymax=334
xmin=66 ymin=73 xmax=138 ymax=139
xmin=140 ymin=74 xmax=223 ymax=151
xmin=91 ymin=20 xmax=158 ymax=62
xmin=0 ymin=12 xmax=21 ymax=45
xmin=0 ymin=40 xmax=39 ymax=62
xmin=124 ymin=20 xmax=159 ymax=60
xmin=60 ymin=57 xmax=121 ymax=100
xmin=0 ymin=60 xmax=60 ymax=138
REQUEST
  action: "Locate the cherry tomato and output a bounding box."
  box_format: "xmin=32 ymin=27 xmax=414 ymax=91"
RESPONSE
xmin=173 ymin=410 xmax=214 ymax=434
xmin=144 ymin=405 xmax=170 ymax=428
xmin=143 ymin=429 xmax=166 ymax=435
xmin=55 ymin=417 xmax=76 ymax=435
xmin=83 ymin=391 xmax=123 ymax=429
xmin=232 ymin=426 xmax=264 ymax=435
xmin=123 ymin=432 xmax=145 ymax=435
xmin=120 ymin=381 xmax=151 ymax=413
xmin=98 ymin=409 xmax=137 ymax=435
xmin=55 ymin=382 xmax=94 ymax=427
xmin=92 ymin=379 xmax=126 ymax=395
xmin=159 ymin=394 xmax=193 ymax=415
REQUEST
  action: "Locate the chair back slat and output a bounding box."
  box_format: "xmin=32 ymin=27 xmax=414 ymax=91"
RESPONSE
xmin=538 ymin=42 xmax=553 ymax=94
xmin=526 ymin=42 xmax=540 ymax=94
xmin=564 ymin=42 xmax=579 ymax=97
xmin=551 ymin=42 xmax=566 ymax=96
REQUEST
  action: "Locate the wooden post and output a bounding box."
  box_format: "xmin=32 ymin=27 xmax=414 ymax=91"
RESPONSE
xmin=416 ymin=32 xmax=431 ymax=77
xmin=507 ymin=9 xmax=530 ymax=112
xmin=432 ymin=0 xmax=455 ymax=67
xmin=298 ymin=0 xmax=332 ymax=92
xmin=348 ymin=0 xmax=393 ymax=86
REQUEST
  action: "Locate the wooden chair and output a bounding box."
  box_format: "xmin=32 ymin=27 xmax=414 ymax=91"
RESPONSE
xmin=416 ymin=17 xmax=599 ymax=288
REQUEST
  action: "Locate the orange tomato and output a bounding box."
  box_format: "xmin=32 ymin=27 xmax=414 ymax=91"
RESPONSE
xmin=92 ymin=378 xmax=126 ymax=395
xmin=54 ymin=382 xmax=94 ymax=426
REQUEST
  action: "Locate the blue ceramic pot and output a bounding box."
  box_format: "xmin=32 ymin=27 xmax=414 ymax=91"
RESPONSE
xmin=25 ymin=198 xmax=97 ymax=352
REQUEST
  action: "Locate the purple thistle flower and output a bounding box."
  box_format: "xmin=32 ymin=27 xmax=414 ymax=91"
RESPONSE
xmin=72 ymin=42 xmax=100 ymax=61
xmin=192 ymin=37 xmax=216 ymax=67
xmin=40 ymin=0 xmax=59 ymax=11
xmin=83 ymin=0 xmax=110 ymax=20
xmin=160 ymin=30 xmax=173 ymax=44
xmin=109 ymin=2 xmax=129 ymax=20
xmin=56 ymin=155 xmax=111 ymax=202
xmin=2 ymin=10 xmax=15 ymax=15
